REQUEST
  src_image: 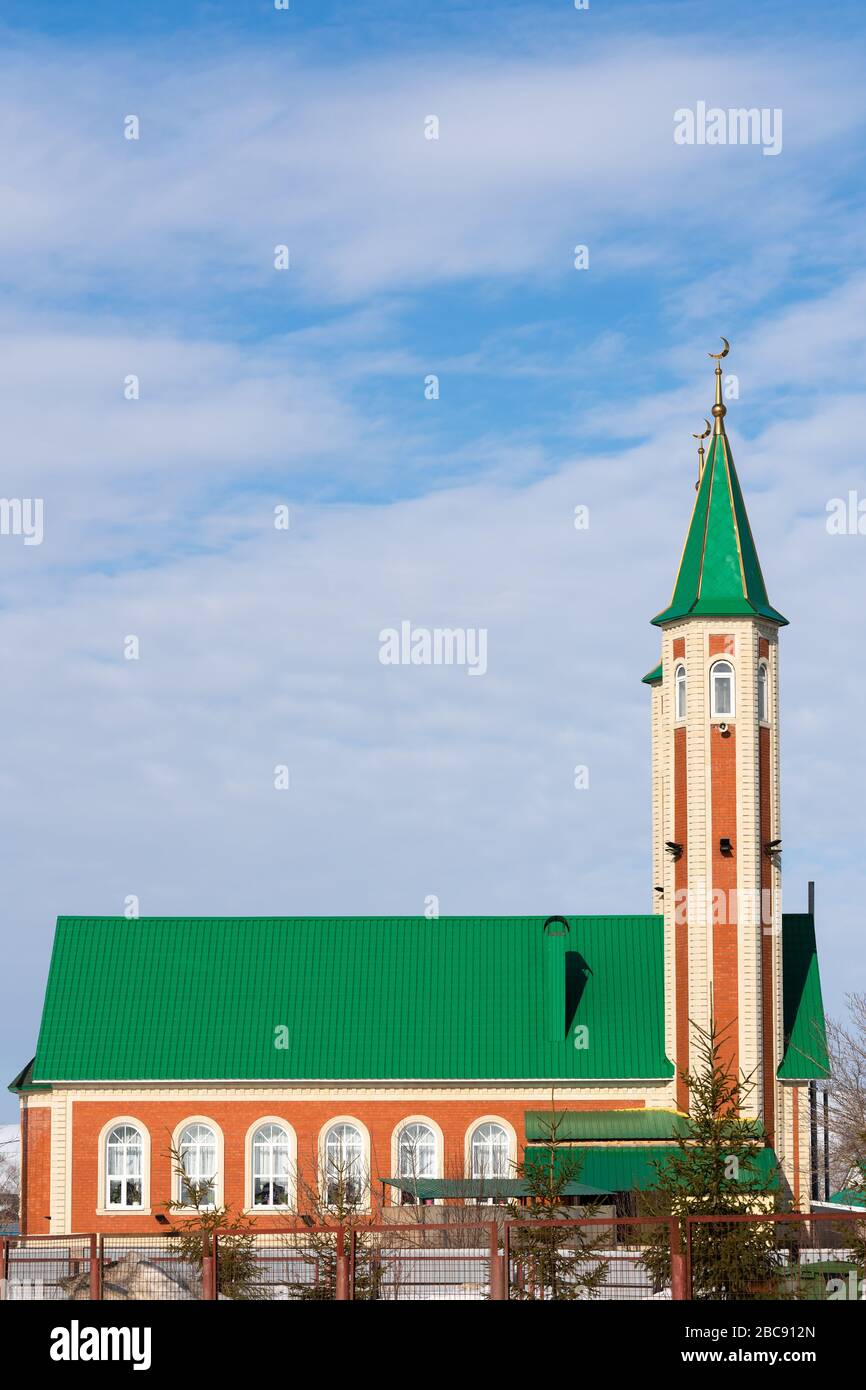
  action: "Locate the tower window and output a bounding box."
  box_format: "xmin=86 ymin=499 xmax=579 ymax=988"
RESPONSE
xmin=710 ymin=660 xmax=735 ymax=719
xmin=758 ymin=662 xmax=769 ymax=723
xmin=675 ymin=664 xmax=686 ymax=720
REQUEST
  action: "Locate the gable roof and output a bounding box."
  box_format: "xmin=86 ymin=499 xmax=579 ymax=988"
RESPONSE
xmin=652 ymin=432 xmax=787 ymax=628
xmin=19 ymin=912 xmax=827 ymax=1089
xmin=28 ymin=915 xmax=673 ymax=1084
xmin=778 ymin=912 xmax=830 ymax=1080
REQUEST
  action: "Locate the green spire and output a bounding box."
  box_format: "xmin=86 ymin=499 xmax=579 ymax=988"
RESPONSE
xmin=651 ymin=349 xmax=787 ymax=628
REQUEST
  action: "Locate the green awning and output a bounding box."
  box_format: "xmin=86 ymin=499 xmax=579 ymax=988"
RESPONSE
xmin=526 ymin=1145 xmax=780 ymax=1194
xmin=525 ymin=1109 xmax=691 ymax=1142
xmin=641 ymin=662 xmax=663 ymax=686
xmin=382 ymin=1177 xmax=598 ymax=1200
xmin=825 ymin=1190 xmax=866 ymax=1210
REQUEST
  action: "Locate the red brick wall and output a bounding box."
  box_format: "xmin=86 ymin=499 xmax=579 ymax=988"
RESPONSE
xmin=20 ymin=1104 xmax=51 ymax=1234
xmin=66 ymin=1096 xmax=643 ymax=1231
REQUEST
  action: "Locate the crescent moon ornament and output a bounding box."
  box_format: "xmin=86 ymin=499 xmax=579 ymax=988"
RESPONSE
xmin=692 ymin=419 xmax=712 ymax=441
xmin=708 ymin=337 xmax=730 ymax=361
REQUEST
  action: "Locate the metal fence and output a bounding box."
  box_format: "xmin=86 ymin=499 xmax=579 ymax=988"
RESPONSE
xmin=684 ymin=1212 xmax=866 ymax=1302
xmin=2 ymin=1213 xmax=863 ymax=1301
xmin=352 ymin=1223 xmax=497 ymax=1301
xmin=1 ymin=1234 xmax=97 ymax=1301
xmin=505 ymin=1217 xmax=679 ymax=1301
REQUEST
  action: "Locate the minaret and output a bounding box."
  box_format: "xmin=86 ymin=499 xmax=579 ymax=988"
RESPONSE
xmin=644 ymin=342 xmax=787 ymax=1142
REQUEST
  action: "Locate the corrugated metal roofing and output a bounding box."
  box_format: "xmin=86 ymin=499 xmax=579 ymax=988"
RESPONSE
xmin=380 ymin=1178 xmax=598 ymax=1199
xmin=528 ymin=1145 xmax=780 ymax=1192
xmin=524 ymin=1109 xmax=691 ymax=1142
xmin=31 ymin=915 xmax=673 ymax=1083
xmin=778 ymin=913 xmax=830 ymax=1080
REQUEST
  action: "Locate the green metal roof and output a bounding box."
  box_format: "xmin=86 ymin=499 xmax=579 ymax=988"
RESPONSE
xmin=381 ymin=1177 xmax=598 ymax=1200
xmin=778 ymin=913 xmax=830 ymax=1080
xmin=641 ymin=662 xmax=663 ymax=686
xmin=30 ymin=915 xmax=673 ymax=1083
xmin=529 ymin=1144 xmax=780 ymax=1193
xmin=525 ymin=1109 xmax=691 ymax=1142
xmin=652 ymin=432 xmax=787 ymax=627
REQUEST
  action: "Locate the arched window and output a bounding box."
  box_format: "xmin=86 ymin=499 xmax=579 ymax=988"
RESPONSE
xmin=178 ymin=1123 xmax=217 ymax=1208
xmin=675 ymin=664 xmax=686 ymax=721
xmin=758 ymin=662 xmax=769 ymax=723
xmin=710 ymin=660 xmax=735 ymax=719
xmin=470 ymin=1122 xmax=510 ymax=1179
xmin=397 ymin=1122 xmax=437 ymax=1204
xmin=324 ymin=1123 xmax=364 ymax=1207
xmin=252 ymin=1124 xmax=291 ymax=1209
xmin=106 ymin=1124 xmax=143 ymax=1209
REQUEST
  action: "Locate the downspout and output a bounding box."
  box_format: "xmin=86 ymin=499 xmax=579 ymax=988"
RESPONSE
xmin=20 ymin=1097 xmax=28 ymax=1237
xmin=807 ymin=882 xmax=820 ymax=1204
xmin=823 ymin=1088 xmax=830 ymax=1201
xmin=809 ymin=1082 xmax=819 ymax=1204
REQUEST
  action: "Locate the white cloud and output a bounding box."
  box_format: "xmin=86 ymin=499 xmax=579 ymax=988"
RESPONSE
xmin=0 ymin=39 xmax=864 ymax=303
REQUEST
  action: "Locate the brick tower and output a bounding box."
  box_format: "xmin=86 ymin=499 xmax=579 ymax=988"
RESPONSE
xmin=644 ymin=343 xmax=786 ymax=1143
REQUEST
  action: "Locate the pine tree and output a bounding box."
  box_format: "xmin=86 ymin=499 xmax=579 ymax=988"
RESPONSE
xmin=164 ymin=1140 xmax=266 ymax=1299
xmin=507 ymin=1101 xmax=610 ymax=1300
xmin=641 ymin=1017 xmax=787 ymax=1300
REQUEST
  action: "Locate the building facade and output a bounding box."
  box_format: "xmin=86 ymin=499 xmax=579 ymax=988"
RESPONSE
xmin=11 ymin=350 xmax=829 ymax=1233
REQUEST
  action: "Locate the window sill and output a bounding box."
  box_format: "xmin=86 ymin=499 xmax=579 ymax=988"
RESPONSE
xmin=96 ymin=1207 xmax=152 ymax=1217
xmin=242 ymin=1207 xmax=295 ymax=1217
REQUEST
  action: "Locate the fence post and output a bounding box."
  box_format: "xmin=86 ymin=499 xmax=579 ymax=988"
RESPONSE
xmin=89 ymin=1235 xmax=101 ymax=1300
xmin=335 ymin=1225 xmax=350 ymax=1301
xmin=490 ymin=1222 xmax=507 ymax=1300
xmin=0 ymin=1237 xmax=7 ymax=1299
xmin=202 ymin=1232 xmax=217 ymax=1301
xmin=669 ymin=1218 xmax=688 ymax=1300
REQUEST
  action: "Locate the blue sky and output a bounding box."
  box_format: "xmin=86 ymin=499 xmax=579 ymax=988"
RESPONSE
xmin=2 ymin=0 xmax=866 ymax=1117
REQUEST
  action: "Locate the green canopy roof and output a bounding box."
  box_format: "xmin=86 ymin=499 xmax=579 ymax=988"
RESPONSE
xmin=652 ymin=431 xmax=787 ymax=628
xmin=528 ymin=1144 xmax=780 ymax=1193
xmin=381 ymin=1177 xmax=599 ymax=1200
xmin=825 ymin=1190 xmax=866 ymax=1210
xmin=778 ymin=913 xmax=830 ymax=1080
xmin=525 ymin=1109 xmax=691 ymax=1142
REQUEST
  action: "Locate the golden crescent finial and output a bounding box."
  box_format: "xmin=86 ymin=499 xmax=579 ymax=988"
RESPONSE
xmin=708 ymin=336 xmax=730 ymax=361
xmin=692 ymin=419 xmax=712 ymax=441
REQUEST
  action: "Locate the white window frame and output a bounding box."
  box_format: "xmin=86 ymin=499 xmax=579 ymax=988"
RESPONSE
xmin=467 ymin=1118 xmax=515 ymax=1181
xmin=710 ymin=659 xmax=735 ymax=720
xmin=674 ymin=663 xmax=686 ymax=721
xmin=319 ymin=1117 xmax=370 ymax=1211
xmin=246 ymin=1119 xmax=296 ymax=1213
xmin=757 ymin=661 xmax=769 ymax=724
xmin=393 ymin=1118 xmax=441 ymax=1206
xmin=97 ymin=1117 xmax=150 ymax=1215
xmin=172 ymin=1117 xmax=223 ymax=1211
